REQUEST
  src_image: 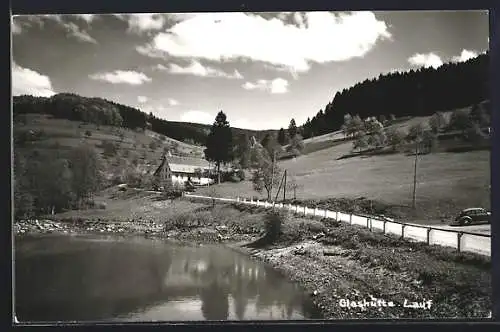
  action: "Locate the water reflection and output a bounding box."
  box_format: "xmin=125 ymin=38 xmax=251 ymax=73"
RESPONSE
xmin=15 ymin=235 xmax=321 ymax=322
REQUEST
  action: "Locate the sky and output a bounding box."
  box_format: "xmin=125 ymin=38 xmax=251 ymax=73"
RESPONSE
xmin=11 ymin=11 xmax=489 ymax=130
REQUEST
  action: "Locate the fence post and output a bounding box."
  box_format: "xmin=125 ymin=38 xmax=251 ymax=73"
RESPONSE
xmin=401 ymin=224 xmax=406 ymax=239
xmin=336 ymin=211 xmax=339 ymax=221
xmin=349 ymin=214 xmax=352 ymax=224
xmin=426 ymin=228 xmax=432 ymax=245
xmin=313 ymin=208 xmax=317 ymax=217
xmin=304 ymin=206 xmax=307 ymax=215
xmin=383 ymin=221 xmax=386 ymax=234
xmin=324 ymin=209 xmax=328 ymax=219
xmin=366 ymin=218 xmax=370 ymax=229
xmin=457 ymin=232 xmax=463 ymax=252
xmin=257 ymin=200 xmax=260 ymax=206
xmin=295 ymin=205 xmax=299 ymax=214
xmin=367 ymin=218 xmax=372 ymax=231
xmin=237 ymin=196 xmax=240 ymax=203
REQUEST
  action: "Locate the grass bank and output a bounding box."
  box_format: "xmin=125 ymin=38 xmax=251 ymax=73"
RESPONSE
xmin=231 ymin=208 xmax=490 ymax=319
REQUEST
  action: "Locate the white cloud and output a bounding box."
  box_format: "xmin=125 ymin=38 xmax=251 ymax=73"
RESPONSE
xmin=40 ymin=14 xmax=63 ymax=23
xmin=12 ymin=18 xmax=22 ymax=34
xmin=276 ymin=12 xmax=290 ymax=21
xmin=137 ymin=45 xmax=166 ymax=58
xmin=137 ymin=95 xmax=148 ymax=103
xmin=407 ymin=52 xmax=443 ymax=69
xmin=136 ymin=11 xmax=391 ymax=75
xmin=167 ymin=60 xmax=244 ymax=79
xmin=263 ymin=63 xmax=300 ymax=79
xmin=168 ymin=98 xmax=179 ymax=106
xmin=180 ymin=110 xmax=215 ymax=125
xmin=293 ymin=12 xmax=306 ymax=28
xmin=116 ymin=13 xmax=167 ymax=34
xmin=25 ymin=15 xmax=45 ymax=27
xmin=242 ymin=78 xmax=289 ymax=94
xmin=11 ymin=15 xmax=45 ymax=34
xmin=451 ymin=49 xmax=479 ymax=63
xmin=408 ymin=49 xmax=481 ymax=69
xmin=89 ymin=70 xmax=152 ymax=85
xmin=63 ymin=22 xmax=98 ymax=44
xmin=12 ymin=63 xmax=56 ymax=97
xmin=75 ymin=14 xmax=96 ymax=24
xmin=20 ymin=14 xmax=98 ymax=43
xmin=154 ymin=64 xmax=168 ymax=70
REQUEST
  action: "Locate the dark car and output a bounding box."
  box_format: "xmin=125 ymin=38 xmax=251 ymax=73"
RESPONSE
xmin=454 ymin=208 xmax=491 ymax=226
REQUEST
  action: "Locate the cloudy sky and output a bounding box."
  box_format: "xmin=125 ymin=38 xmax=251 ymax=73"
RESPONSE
xmin=11 ymin=11 xmax=489 ymax=130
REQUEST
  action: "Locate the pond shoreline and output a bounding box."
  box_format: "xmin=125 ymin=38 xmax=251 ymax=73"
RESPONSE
xmin=13 ymin=219 xmax=256 ymax=245
xmin=14 ymin=204 xmax=492 ymax=320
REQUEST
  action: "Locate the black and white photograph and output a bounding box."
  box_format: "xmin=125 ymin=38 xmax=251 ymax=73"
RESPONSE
xmin=12 ymin=10 xmax=491 ymax=322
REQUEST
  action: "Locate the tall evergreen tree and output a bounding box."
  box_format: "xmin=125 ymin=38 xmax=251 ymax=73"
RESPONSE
xmin=204 ymin=111 xmax=234 ymax=183
xmin=288 ymin=118 xmax=297 ymax=138
xmin=277 ymin=128 xmax=287 ymax=145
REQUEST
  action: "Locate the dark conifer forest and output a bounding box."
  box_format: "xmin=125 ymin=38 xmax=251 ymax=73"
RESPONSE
xmin=301 ymin=53 xmax=488 ymax=138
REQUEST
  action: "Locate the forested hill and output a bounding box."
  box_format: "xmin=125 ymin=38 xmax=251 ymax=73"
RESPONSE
xmin=13 ymin=93 xmax=276 ymax=145
xmin=301 ymin=52 xmax=489 ymax=139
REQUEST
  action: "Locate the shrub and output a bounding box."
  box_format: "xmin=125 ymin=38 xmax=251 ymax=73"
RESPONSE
xmin=149 ymin=140 xmax=159 ymax=150
xmin=85 ymin=130 xmax=92 ymax=137
xmin=386 ymin=128 xmax=404 ymax=151
xmin=264 ymin=210 xmax=287 ymax=242
xmin=101 ymin=140 xmax=119 ymax=156
xmin=420 ymin=130 xmax=439 ymax=153
xmin=353 ymin=133 xmax=369 ymax=152
xmin=304 ymin=220 xmax=327 ymax=233
xmin=81 ymin=199 xmax=96 ymax=209
xmin=448 ymin=109 xmax=471 ymax=133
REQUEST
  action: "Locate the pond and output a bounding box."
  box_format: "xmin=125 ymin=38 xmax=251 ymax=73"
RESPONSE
xmin=14 ymin=235 xmax=321 ymax=322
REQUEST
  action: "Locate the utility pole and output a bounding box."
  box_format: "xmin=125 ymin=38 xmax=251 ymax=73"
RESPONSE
xmin=283 ymin=170 xmax=287 ymax=202
xmin=412 ymin=134 xmax=418 ymax=210
xmin=270 ymin=150 xmax=277 ymax=202
xmin=412 ymin=82 xmax=422 ymax=210
xmin=274 ymin=171 xmax=286 ymax=202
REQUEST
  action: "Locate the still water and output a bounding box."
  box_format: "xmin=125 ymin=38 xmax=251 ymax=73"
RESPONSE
xmin=15 ymin=235 xmax=321 ymax=322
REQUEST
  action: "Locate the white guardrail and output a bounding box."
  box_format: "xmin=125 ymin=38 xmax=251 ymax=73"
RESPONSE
xmin=183 ymin=194 xmax=491 ymax=257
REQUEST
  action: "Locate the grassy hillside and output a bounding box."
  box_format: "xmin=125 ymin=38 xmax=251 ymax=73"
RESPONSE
xmin=284 ymin=109 xmax=464 ymax=158
xmin=13 ymin=114 xmax=205 ymax=181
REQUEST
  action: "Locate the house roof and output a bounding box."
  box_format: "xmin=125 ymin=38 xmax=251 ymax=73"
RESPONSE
xmin=167 ymin=156 xmax=210 ymax=168
xmin=169 ymin=163 xmax=210 ymax=174
xmin=153 ymin=155 xmax=170 ymax=177
xmin=151 ymin=154 xmax=220 ymax=175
